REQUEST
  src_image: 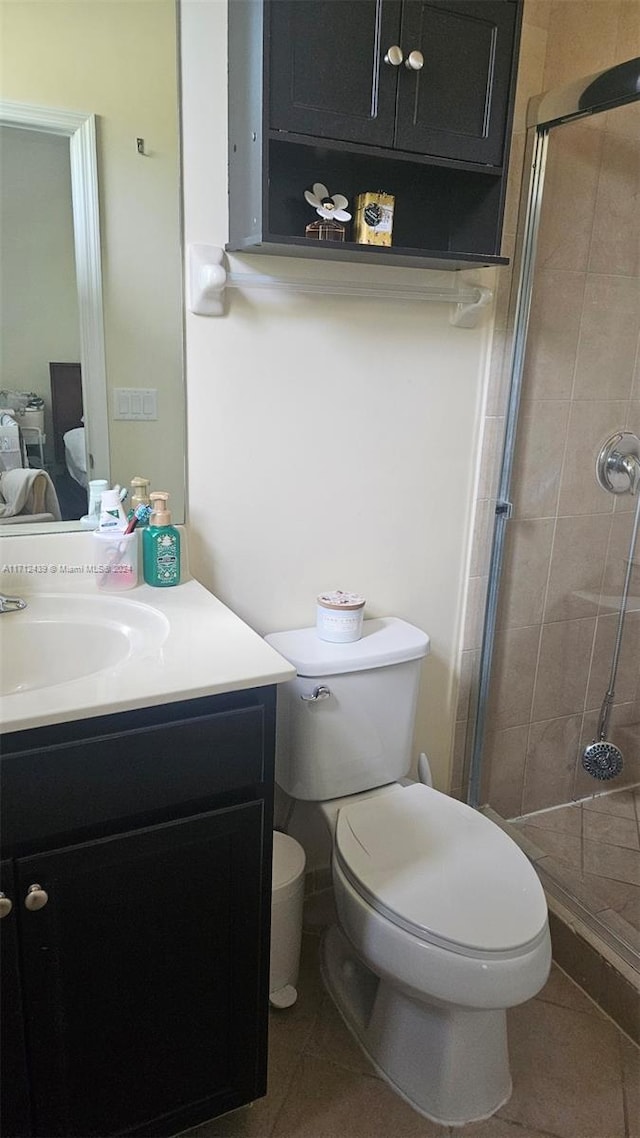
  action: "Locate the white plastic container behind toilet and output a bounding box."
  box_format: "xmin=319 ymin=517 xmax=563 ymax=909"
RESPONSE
xmin=270 ymin=831 xmax=306 ymax=1008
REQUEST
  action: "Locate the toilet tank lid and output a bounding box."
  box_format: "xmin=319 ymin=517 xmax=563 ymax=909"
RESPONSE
xmin=265 ymin=618 xmax=430 ymax=677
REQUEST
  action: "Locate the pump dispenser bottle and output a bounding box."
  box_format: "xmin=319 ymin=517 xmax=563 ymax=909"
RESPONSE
xmin=142 ymin=491 xmax=181 ymax=587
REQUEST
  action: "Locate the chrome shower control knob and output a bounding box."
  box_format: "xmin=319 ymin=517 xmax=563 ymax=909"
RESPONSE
xmin=25 ymin=884 xmax=48 ymax=912
xmin=384 ymin=45 xmax=404 ymax=66
xmin=0 ymin=892 xmax=13 ymax=918
xmin=405 ymin=50 xmax=424 ymax=70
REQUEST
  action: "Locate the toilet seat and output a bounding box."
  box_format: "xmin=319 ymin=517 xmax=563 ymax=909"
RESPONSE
xmin=334 ymin=783 xmax=548 ymax=957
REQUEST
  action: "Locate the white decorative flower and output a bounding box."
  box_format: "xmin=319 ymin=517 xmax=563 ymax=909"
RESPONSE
xmin=304 ymin=182 xmax=351 ymax=222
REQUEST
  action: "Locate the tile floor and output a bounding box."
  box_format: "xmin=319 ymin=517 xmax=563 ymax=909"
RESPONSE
xmin=512 ymin=786 xmax=640 ymax=961
xmin=186 ymin=930 xmax=640 ymax=1138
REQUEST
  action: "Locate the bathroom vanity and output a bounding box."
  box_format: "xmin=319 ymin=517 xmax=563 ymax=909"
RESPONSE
xmin=0 ymin=559 xmax=295 ymax=1137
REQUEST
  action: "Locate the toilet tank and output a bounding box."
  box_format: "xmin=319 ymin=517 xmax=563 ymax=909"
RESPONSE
xmin=265 ymin=618 xmax=430 ymax=801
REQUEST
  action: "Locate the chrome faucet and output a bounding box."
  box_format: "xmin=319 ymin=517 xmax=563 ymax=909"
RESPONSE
xmin=0 ymin=594 xmax=27 ymax=613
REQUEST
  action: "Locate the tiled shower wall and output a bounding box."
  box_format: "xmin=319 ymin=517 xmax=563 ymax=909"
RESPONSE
xmin=452 ymin=1 xmax=640 ymax=814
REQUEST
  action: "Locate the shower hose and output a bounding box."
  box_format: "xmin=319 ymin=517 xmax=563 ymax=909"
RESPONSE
xmin=595 ymin=485 xmax=640 ymax=743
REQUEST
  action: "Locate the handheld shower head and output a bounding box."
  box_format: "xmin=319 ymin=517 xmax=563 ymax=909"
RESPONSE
xmin=582 ymin=740 xmax=624 ymax=780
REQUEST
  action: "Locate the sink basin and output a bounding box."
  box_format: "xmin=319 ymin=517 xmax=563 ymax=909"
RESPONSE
xmin=0 ymin=593 xmax=169 ymax=697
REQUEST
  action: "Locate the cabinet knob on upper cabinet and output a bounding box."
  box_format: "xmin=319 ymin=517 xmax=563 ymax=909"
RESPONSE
xmin=0 ymin=892 xmax=13 ymax=918
xmin=405 ymin=50 xmax=424 ymax=71
xmin=25 ymin=884 xmax=48 ymax=912
xmin=384 ymin=45 xmax=404 ymax=66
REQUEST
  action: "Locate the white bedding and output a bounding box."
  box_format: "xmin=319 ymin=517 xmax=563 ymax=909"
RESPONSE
xmin=63 ymin=426 xmax=87 ymax=488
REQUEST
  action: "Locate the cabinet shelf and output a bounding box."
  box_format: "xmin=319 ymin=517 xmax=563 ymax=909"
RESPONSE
xmin=236 ymin=235 xmax=508 ymax=272
xmin=266 ymin=129 xmax=505 ymax=178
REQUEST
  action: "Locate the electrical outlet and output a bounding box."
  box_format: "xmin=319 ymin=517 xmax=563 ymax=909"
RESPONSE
xmin=113 ymin=388 xmax=158 ymax=421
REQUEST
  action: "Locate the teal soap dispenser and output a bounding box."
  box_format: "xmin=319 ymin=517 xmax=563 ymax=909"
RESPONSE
xmin=142 ymin=491 xmax=181 ymax=586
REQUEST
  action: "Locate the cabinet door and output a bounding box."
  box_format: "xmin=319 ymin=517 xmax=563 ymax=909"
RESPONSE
xmin=394 ymin=0 xmax=518 ymax=165
xmin=269 ymin=0 xmax=402 ymax=147
xmin=1 ymin=859 xmax=32 ymax=1137
xmin=16 ymin=804 xmax=269 ymax=1137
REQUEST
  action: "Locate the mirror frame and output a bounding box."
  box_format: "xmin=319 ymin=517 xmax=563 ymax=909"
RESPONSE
xmin=0 ymin=99 xmax=109 ymax=514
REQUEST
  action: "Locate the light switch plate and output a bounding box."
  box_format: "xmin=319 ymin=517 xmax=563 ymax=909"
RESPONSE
xmin=113 ymin=388 xmax=158 ymax=421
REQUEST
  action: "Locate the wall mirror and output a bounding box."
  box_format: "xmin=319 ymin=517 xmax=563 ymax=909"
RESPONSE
xmin=0 ymin=0 xmax=185 ymax=533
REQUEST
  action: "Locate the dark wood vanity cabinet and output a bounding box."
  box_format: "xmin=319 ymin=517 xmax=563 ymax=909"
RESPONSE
xmin=0 ymin=686 xmax=276 ymax=1138
xmin=229 ymin=0 xmax=523 ymax=269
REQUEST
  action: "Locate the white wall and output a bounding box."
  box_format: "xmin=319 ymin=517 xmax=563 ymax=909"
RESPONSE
xmin=0 ymin=126 xmax=80 ymax=458
xmin=181 ymin=0 xmax=496 ymax=791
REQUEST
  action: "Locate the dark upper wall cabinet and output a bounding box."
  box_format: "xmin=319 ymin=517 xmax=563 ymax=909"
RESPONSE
xmin=270 ymin=1 xmax=518 ymax=166
xmin=228 ymin=0 xmax=523 ymax=271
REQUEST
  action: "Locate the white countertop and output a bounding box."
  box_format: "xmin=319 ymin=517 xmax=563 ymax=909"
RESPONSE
xmin=0 ymin=577 xmax=296 ymax=735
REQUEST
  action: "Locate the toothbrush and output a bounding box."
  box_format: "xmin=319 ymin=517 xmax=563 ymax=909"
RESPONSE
xmin=124 ymin=503 xmax=152 ymax=534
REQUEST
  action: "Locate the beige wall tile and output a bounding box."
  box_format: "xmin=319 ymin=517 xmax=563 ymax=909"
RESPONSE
xmin=470 ymin=497 xmax=494 ymax=577
xmin=589 ymin=132 xmax=640 ymax=278
xmin=626 ymin=395 xmax=640 ymax=430
xmin=485 ymin=330 xmax=513 ymax=417
xmin=477 ymin=416 xmax=505 ymax=500
xmin=536 ymin=125 xmax=604 ymax=273
xmin=605 ymin=97 xmax=640 ymax=143
xmin=544 ymin=1 xmax=620 ymax=91
xmin=586 ymin=610 xmax=640 ymax=708
xmin=524 ymin=0 xmax=551 ymax=31
xmin=601 ymin=511 xmax=640 ymax=614
xmin=616 ymin=0 xmax=640 ymax=58
xmin=456 ymin=648 xmax=479 ymax=723
xmin=497 ymin=517 xmax=555 ymax=630
xmin=532 ymin=617 xmax=597 ymax=720
xmin=487 ymin=624 xmax=541 ymax=730
xmin=494 ymin=236 xmax=515 ymax=331
xmin=544 ymin=514 xmax=611 ymax=622
xmin=503 ymin=131 xmax=526 ymax=239
xmin=522 ymin=270 xmax=586 ymax=401
xmin=574 ymin=276 xmax=640 ymax=401
xmin=462 ymin=574 xmax=489 ymax=651
xmin=450 ymin=720 xmax=469 ymax=790
xmin=512 ymin=399 xmax=570 ymax=518
xmin=483 ymin=724 xmax=529 ymax=816
xmin=557 ymin=400 xmax=627 ymax=517
xmin=522 ymin=714 xmax=583 ymax=812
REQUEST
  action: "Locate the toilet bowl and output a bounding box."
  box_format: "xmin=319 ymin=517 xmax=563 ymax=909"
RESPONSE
xmin=318 ymin=782 xmax=550 ymax=1125
xmin=265 ymin=619 xmax=551 ymax=1126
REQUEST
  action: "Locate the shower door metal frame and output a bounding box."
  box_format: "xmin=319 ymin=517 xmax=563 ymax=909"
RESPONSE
xmin=467 ymin=58 xmax=640 ymax=809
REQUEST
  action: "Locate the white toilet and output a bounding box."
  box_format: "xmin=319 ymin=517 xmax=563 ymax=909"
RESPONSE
xmin=266 ymin=618 xmax=551 ymax=1127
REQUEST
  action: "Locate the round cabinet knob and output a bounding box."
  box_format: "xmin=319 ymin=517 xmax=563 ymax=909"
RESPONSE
xmin=25 ymin=884 xmax=48 ymax=912
xmin=0 ymin=892 xmax=13 ymax=919
xmin=384 ymin=45 xmax=404 ymax=66
xmin=405 ymin=50 xmax=424 ymax=70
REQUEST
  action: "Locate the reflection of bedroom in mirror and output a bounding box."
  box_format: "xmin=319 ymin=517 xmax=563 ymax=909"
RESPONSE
xmin=0 ymin=124 xmax=90 ymax=523
xmin=0 ymin=0 xmax=185 ymax=532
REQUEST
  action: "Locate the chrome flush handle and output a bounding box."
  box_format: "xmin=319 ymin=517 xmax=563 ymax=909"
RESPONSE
xmin=300 ymin=685 xmax=331 ymax=703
